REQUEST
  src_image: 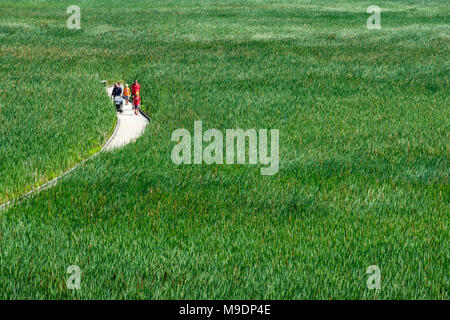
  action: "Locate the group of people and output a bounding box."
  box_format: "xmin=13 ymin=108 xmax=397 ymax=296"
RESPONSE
xmin=111 ymin=79 xmax=141 ymax=115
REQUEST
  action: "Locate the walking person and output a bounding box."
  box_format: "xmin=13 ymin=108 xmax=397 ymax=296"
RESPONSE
xmin=132 ymin=93 xmax=141 ymax=116
xmin=131 ymin=79 xmax=141 ymax=96
xmin=123 ymin=84 xmax=131 ymax=105
xmin=111 ymin=83 xmax=124 ymax=113
xmin=111 ymin=83 xmax=122 ymax=99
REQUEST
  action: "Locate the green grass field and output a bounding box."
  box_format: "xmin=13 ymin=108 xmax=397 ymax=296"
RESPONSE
xmin=0 ymin=1 xmax=116 ymax=203
xmin=0 ymin=0 xmax=448 ymax=299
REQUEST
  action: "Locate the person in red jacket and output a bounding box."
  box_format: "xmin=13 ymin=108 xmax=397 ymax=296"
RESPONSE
xmin=132 ymin=93 xmax=141 ymax=116
xmin=131 ymin=79 xmax=141 ymax=96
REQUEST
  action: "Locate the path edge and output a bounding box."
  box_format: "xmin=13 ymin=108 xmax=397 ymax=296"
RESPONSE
xmin=0 ymin=91 xmax=120 ymax=212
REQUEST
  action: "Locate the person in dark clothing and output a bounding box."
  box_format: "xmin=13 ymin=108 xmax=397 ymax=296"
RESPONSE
xmin=111 ymin=83 xmax=122 ymax=98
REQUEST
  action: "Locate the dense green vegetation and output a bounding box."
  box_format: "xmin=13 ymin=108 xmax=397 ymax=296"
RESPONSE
xmin=0 ymin=4 xmax=116 ymax=203
xmin=0 ymin=0 xmax=448 ymax=299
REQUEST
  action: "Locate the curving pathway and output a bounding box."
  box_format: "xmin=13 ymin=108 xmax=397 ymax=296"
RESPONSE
xmin=0 ymin=86 xmax=149 ymax=211
xmin=105 ymin=86 xmax=149 ymax=150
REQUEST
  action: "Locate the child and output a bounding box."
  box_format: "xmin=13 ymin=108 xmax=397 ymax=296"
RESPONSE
xmin=123 ymin=84 xmax=131 ymax=105
xmin=132 ymin=93 xmax=141 ymax=116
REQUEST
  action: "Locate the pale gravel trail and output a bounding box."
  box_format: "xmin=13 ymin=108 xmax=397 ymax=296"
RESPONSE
xmin=0 ymin=86 xmax=149 ymax=210
xmin=105 ymin=86 xmax=149 ymax=150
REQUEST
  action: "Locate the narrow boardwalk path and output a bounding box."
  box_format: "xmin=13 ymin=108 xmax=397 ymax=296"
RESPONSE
xmin=0 ymin=86 xmax=149 ymax=210
xmin=105 ymin=86 xmax=149 ymax=150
